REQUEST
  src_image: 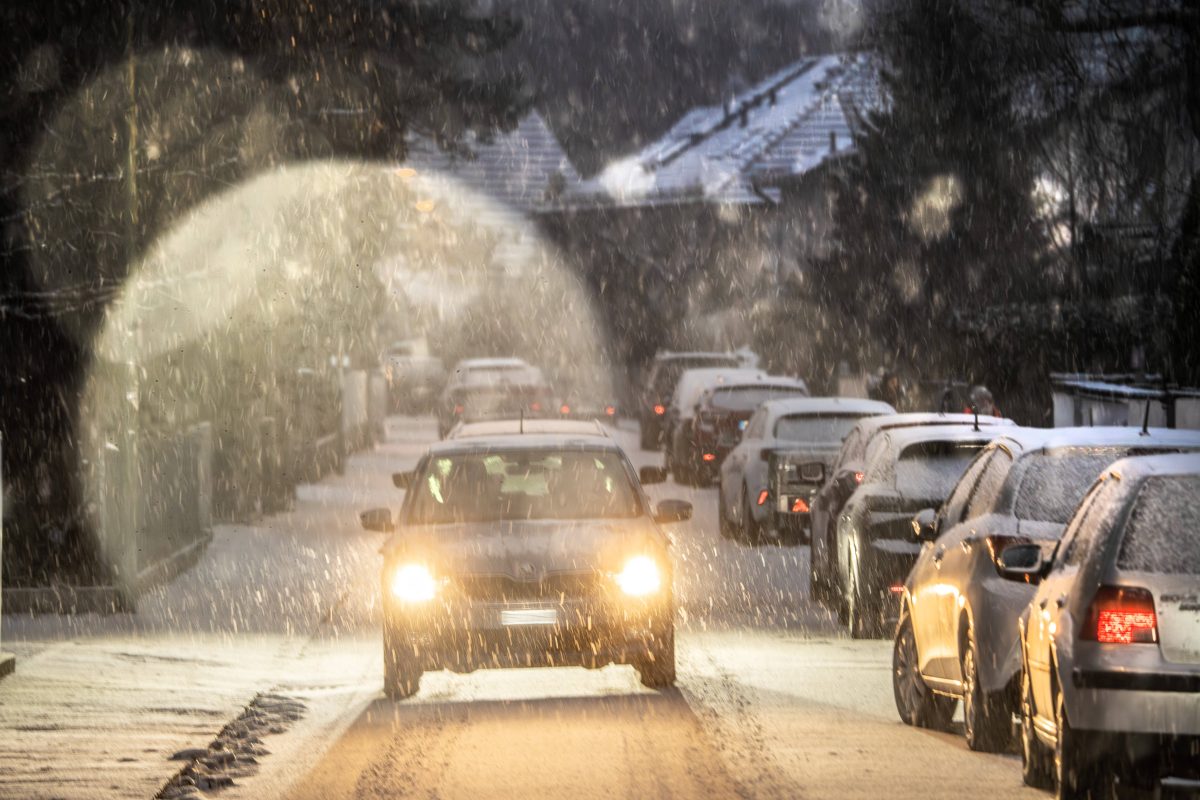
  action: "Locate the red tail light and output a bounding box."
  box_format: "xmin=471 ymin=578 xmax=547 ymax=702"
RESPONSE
xmin=530 ymin=402 xmax=542 ymax=412
xmin=985 ymin=534 xmax=1032 ymax=575
xmin=791 ymin=498 xmax=810 ymax=513
xmin=702 ymin=452 xmax=716 ymax=462
xmin=453 ymin=404 xmax=464 ymax=415
xmin=757 ymin=490 xmax=769 ymax=506
xmin=1083 ymin=586 xmax=1158 ymax=645
xmin=605 ymin=405 xmax=616 ymax=416
xmin=853 ymin=471 xmax=864 ymax=484
xmin=653 ymin=404 xmax=666 ymax=416
xmin=560 ymin=404 xmax=571 ymax=415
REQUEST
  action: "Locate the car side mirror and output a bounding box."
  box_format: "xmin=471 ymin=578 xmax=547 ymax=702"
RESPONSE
xmin=392 ymin=471 xmax=414 ymax=490
xmin=639 ymin=466 xmax=668 ymax=485
xmin=654 ymin=499 xmax=693 ymax=524
xmin=997 ymin=543 xmax=1047 ymax=584
xmin=798 ymin=461 xmax=825 ymax=484
xmin=360 ymin=507 xmax=394 ymax=533
xmin=911 ymin=508 xmax=939 ymax=543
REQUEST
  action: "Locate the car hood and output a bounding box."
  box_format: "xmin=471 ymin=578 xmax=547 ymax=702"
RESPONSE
xmin=380 ymin=518 xmax=665 ymax=577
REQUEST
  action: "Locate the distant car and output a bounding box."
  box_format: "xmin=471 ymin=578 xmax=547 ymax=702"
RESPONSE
xmin=717 ymin=397 xmax=895 ymax=546
xmin=359 ymin=433 xmax=692 ymax=698
xmin=553 ymin=392 xmax=620 ymax=426
xmin=446 ymin=418 xmax=610 ymax=439
xmin=638 ymin=352 xmax=741 ymax=450
xmin=385 ymin=341 xmax=446 ymax=413
xmin=837 ymin=425 xmax=995 ymax=639
xmin=1004 ymin=453 xmax=1200 ymax=797
xmin=893 ymin=427 xmax=1200 ymax=754
xmin=445 ymin=357 xmax=543 ymax=389
xmin=680 ymin=376 xmax=810 ymax=486
xmin=808 ymin=412 xmax=1015 ymax=608
xmin=436 ymin=380 xmax=555 ymax=439
xmin=661 ymin=367 xmax=766 ymax=485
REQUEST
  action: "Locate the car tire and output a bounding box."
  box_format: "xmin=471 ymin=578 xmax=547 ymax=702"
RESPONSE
xmin=740 ymin=487 xmax=761 ymax=545
xmin=640 ymin=420 xmax=660 ymax=451
xmin=383 ymin=629 xmax=423 ymax=700
xmin=1054 ymin=683 xmax=1109 ymax=800
xmin=809 ymin=527 xmax=830 ymax=604
xmin=718 ymin=486 xmax=734 ymax=539
xmin=636 ymin=624 xmax=676 ymax=688
xmin=847 ymin=554 xmax=881 ymax=639
xmin=962 ymin=629 xmax=1013 ymax=752
xmin=893 ymin=617 xmax=956 ymax=730
xmin=1021 ymin=661 xmax=1054 ymax=789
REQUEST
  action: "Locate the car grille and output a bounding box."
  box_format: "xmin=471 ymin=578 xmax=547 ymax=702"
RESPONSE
xmin=454 ymin=572 xmax=602 ymax=602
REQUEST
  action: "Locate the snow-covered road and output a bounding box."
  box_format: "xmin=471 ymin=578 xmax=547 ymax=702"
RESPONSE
xmin=2 ymin=416 xmax=1044 ymax=800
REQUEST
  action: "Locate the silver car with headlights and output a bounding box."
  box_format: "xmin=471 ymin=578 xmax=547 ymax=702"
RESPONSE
xmin=894 ymin=427 xmax=1200 ymax=754
xmin=1002 ymin=453 xmax=1200 ymax=797
xmin=718 ymin=397 xmax=894 ymax=545
xmin=359 ymin=434 xmax=690 ymax=698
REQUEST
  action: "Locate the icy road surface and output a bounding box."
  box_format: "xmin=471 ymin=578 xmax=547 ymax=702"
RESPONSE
xmin=1 ymin=416 xmax=1041 ymax=800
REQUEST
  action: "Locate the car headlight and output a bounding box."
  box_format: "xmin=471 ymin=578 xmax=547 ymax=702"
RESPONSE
xmin=615 ymin=555 xmax=661 ymax=597
xmin=390 ymin=563 xmax=437 ymax=603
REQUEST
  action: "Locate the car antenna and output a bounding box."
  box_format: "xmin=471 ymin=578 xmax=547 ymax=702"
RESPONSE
xmin=1139 ymin=396 xmax=1151 ymax=436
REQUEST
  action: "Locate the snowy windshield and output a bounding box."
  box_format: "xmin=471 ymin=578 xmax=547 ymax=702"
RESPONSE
xmin=773 ymin=414 xmax=865 ymax=444
xmin=894 ymin=442 xmax=984 ymax=500
xmin=1015 ymin=448 xmax=1151 ymax=524
xmin=1118 ymin=476 xmax=1200 ymax=575
xmin=408 ymin=450 xmax=642 ymax=524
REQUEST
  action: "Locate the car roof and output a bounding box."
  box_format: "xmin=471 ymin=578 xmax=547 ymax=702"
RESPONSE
xmin=425 ymin=433 xmax=623 ymax=456
xmin=1097 ymin=451 xmax=1200 ymax=481
xmin=761 ymin=397 xmax=896 ymax=418
xmin=852 ymin=412 xmax=1014 ymax=439
xmin=991 ymin=426 xmax=1200 ymax=456
xmin=447 ymin=419 xmax=608 ymax=439
xmin=455 ymin=357 xmax=530 ymax=369
xmin=654 ymin=351 xmax=739 ymax=362
xmin=879 ymin=424 xmax=1003 ymax=449
xmin=672 ymin=368 xmax=768 ymax=407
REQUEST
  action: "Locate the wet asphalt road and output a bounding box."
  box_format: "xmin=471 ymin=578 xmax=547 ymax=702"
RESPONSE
xmin=283 ymin=416 xmax=1043 ymax=800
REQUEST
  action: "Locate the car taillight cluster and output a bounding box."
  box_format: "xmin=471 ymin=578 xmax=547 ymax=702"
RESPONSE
xmin=1082 ymin=586 xmax=1158 ymax=645
xmin=985 ymin=534 xmax=1032 ymax=575
xmin=653 ymin=404 xmax=666 ymax=416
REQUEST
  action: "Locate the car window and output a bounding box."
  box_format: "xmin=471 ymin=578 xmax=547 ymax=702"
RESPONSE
xmin=709 ymin=385 xmax=807 ymax=412
xmin=940 ymin=448 xmax=995 ymax=527
xmin=894 ymin=441 xmax=985 ymax=500
xmin=1014 ymin=448 xmax=1141 ymax=524
xmin=1118 ymin=475 xmax=1200 ymax=574
xmin=408 ymin=450 xmax=643 ymax=524
xmin=1056 ymin=480 xmax=1106 ymax=568
xmin=773 ymin=414 xmax=866 ymax=444
xmin=964 ymin=447 xmax=1013 ymax=519
xmin=834 ymin=429 xmax=864 ymax=472
xmin=746 ymin=410 xmax=767 ymax=439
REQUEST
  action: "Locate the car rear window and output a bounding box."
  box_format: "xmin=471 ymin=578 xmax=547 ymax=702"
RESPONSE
xmin=773 ymin=414 xmax=866 ymax=444
xmin=1014 ymin=448 xmax=1150 ymax=524
xmin=1118 ymin=475 xmax=1200 ymax=574
xmin=895 ymin=441 xmax=984 ymax=500
xmin=710 ymin=385 xmax=807 ymax=412
xmin=654 ymin=358 xmax=738 ymax=393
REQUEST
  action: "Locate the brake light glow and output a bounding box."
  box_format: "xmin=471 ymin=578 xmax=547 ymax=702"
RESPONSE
xmin=702 ymin=452 xmax=716 ymax=462
xmin=791 ymin=498 xmax=810 ymax=513
xmin=605 ymin=405 xmax=616 ymax=416
xmin=854 ymin=471 xmax=865 ymax=484
xmin=560 ymin=404 xmax=571 ymax=415
xmin=530 ymin=402 xmax=542 ymax=412
xmin=1083 ymin=586 xmax=1158 ymax=645
xmin=654 ymin=404 xmax=666 ymax=415
xmin=757 ymin=490 xmax=769 ymax=506
xmin=889 ymin=583 xmax=905 ymax=595
xmin=453 ymin=404 xmax=464 ymax=415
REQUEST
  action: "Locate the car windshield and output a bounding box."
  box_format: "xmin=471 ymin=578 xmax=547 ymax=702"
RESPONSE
xmin=408 ymin=449 xmax=642 ymax=524
xmin=895 ymin=442 xmax=984 ymax=500
xmin=1118 ymin=475 xmax=1200 ymax=575
xmin=1015 ymin=448 xmax=1159 ymax=524
xmin=773 ymin=414 xmax=866 ymax=443
xmin=710 ymin=386 xmax=806 ymax=412
xmin=453 ymin=385 xmax=549 ymax=419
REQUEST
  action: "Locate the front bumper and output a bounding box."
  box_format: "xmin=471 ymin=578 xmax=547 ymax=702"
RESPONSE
xmin=384 ymin=594 xmax=672 ymax=672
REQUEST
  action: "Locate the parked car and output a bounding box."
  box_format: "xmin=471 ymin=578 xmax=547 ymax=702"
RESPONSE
xmin=359 ymin=432 xmax=692 ymax=698
xmin=385 ymin=340 xmax=447 ymax=413
xmin=717 ymin=397 xmax=895 ymax=545
xmin=1003 ymin=453 xmax=1200 ymax=797
xmin=436 ymin=378 xmax=554 ymax=439
xmin=893 ymin=427 xmax=1200 ymax=754
xmin=668 ymin=373 xmax=808 ymax=487
xmin=809 ymin=412 xmax=1015 ymax=608
xmin=637 ymin=351 xmax=741 ymax=450
xmin=836 ymin=425 xmax=996 ymax=639
xmin=661 ymin=367 xmax=765 ymax=485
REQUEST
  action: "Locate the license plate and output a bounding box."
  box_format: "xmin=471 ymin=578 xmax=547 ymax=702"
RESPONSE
xmin=500 ymin=608 xmax=558 ymax=626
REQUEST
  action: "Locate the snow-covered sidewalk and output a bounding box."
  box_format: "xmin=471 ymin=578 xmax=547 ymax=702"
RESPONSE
xmin=0 ymin=417 xmax=433 ymax=800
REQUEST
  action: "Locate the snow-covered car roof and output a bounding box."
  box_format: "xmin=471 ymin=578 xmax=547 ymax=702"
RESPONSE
xmin=449 ymin=365 xmax=547 ymax=389
xmin=1102 ymin=451 xmax=1200 ymax=481
xmin=876 ymin=424 xmax=1003 ymax=450
xmin=454 ymin=357 xmax=530 ymax=369
xmin=854 ymin=411 xmax=1014 ymax=439
xmin=991 ymin=426 xmax=1200 ymax=456
xmin=425 ymin=433 xmax=624 ymax=457
xmin=671 ymin=367 xmax=768 ymax=414
xmin=653 ymin=350 xmax=739 ymax=362
xmin=447 ymin=419 xmax=609 ymax=439
xmin=759 ymin=397 xmax=895 ymax=422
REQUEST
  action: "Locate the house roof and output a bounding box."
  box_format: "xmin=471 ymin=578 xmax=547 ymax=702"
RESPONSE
xmin=575 ymin=52 xmax=881 ymax=209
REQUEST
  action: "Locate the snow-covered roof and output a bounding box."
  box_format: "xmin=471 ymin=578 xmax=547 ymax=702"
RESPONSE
xmin=993 ymin=426 xmax=1200 ymax=454
xmin=672 ymin=368 xmax=769 ymax=413
xmin=403 ymin=112 xmax=581 ymax=215
xmin=761 ymin=397 xmax=896 ymax=419
xmin=447 ymin=419 xmax=608 ymax=439
xmin=1104 ymin=452 xmax=1200 ymax=481
xmin=426 ymin=433 xmax=624 ymax=456
xmin=856 ymin=412 xmax=1016 ymax=440
xmin=576 ymin=52 xmax=880 ymax=208
xmin=880 ymin=424 xmax=1005 ymax=449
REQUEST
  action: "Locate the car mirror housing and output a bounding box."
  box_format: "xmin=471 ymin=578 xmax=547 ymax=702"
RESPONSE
xmin=997 ymin=543 xmax=1046 ymax=584
xmin=654 ymin=499 xmax=693 ymax=524
xmin=911 ymin=508 xmax=939 ymax=543
xmin=360 ymin=507 xmax=394 ymax=533
xmin=392 ymin=471 xmax=415 ymax=490
xmin=639 ymin=465 xmax=668 ymax=485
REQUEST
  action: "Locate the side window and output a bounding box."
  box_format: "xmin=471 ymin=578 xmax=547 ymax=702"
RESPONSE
xmin=964 ymin=448 xmax=1013 ymax=520
xmin=863 ymin=434 xmax=891 ymax=482
xmin=940 ymin=449 xmax=994 ymax=527
xmin=747 ymin=411 xmax=766 ymax=439
xmin=1056 ymin=480 xmax=1105 ymax=568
